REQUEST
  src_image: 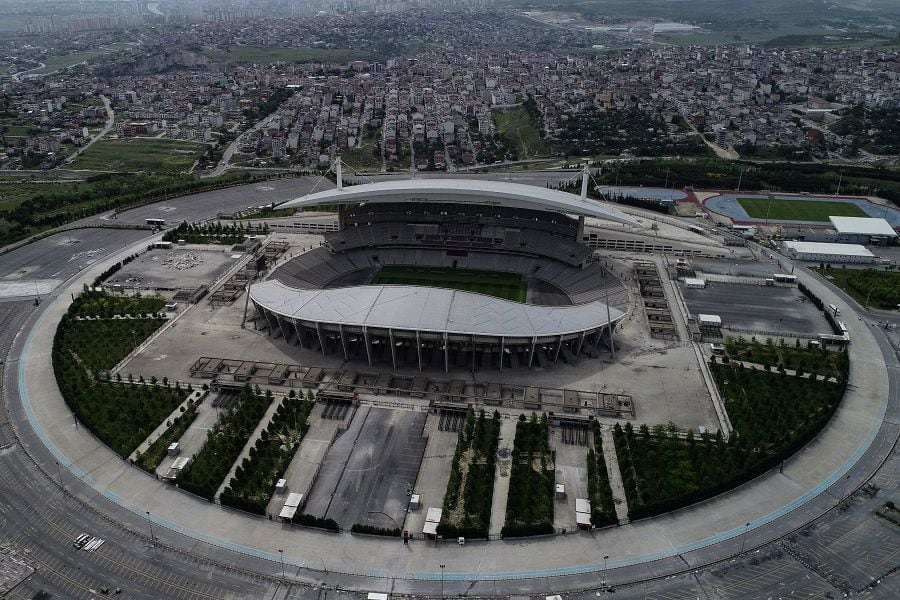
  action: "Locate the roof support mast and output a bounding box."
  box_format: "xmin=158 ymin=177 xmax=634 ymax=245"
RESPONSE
xmin=580 ymin=164 xmax=590 ymax=201
xmin=335 ymin=155 xmax=343 ymax=191
xmin=577 ymin=163 xmax=590 ymax=242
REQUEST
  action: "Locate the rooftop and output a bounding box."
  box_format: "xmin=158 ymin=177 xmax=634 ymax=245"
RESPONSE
xmin=829 ymin=216 xmax=897 ymax=237
xmin=250 ymin=280 xmax=625 ymax=338
xmin=279 ymin=179 xmax=641 ymax=226
xmin=783 ymin=241 xmax=876 ymax=257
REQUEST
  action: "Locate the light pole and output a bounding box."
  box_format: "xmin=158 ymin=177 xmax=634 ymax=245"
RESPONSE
xmin=602 ymin=554 xmax=609 ymax=586
xmin=440 ymin=564 xmax=446 ymax=599
xmin=55 ymin=460 xmax=64 ymax=492
xmin=278 ymin=549 xmax=285 ymax=580
xmin=739 ymin=522 xmax=750 ymax=555
xmin=145 ymin=511 xmax=155 ymax=544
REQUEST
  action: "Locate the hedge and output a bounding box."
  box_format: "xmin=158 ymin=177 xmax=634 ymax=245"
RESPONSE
xmin=350 ymin=524 xmax=401 ymax=537
xmin=291 ymin=513 xmax=340 ymax=533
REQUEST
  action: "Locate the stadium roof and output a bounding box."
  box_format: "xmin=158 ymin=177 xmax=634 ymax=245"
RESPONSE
xmin=783 ymin=241 xmax=875 ymax=258
xmin=250 ymin=280 xmax=625 ymax=338
xmin=279 ymin=179 xmax=641 ymax=226
xmin=829 ymin=216 xmax=897 ymax=237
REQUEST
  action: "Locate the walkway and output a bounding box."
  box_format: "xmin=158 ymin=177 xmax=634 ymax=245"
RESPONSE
xmin=214 ymin=394 xmax=286 ymax=502
xmin=599 ymin=426 xmax=630 ymax=526
xmin=488 ymin=418 xmax=517 ymax=537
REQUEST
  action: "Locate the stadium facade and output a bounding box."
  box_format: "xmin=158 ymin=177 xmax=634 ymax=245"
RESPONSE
xmin=249 ymin=175 xmax=640 ymax=372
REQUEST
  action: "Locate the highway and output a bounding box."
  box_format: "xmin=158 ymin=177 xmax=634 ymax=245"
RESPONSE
xmin=0 ymin=175 xmax=897 ymax=598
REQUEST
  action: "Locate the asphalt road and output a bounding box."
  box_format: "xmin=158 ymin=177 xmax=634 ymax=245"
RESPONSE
xmin=0 ymin=177 xmax=897 ymax=598
xmin=0 ymin=228 xmax=147 ymax=284
xmin=96 ymin=176 xmax=331 ymax=227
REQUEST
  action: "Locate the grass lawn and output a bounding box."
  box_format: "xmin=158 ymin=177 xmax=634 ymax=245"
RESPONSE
xmin=34 ymin=50 xmax=112 ymax=74
xmin=224 ymin=45 xmax=381 ymax=65
xmin=70 ymin=138 xmax=207 ymax=173
xmin=492 ymin=107 xmax=553 ymax=159
xmin=341 ymin=125 xmax=383 ymax=171
xmin=814 ymin=267 xmax=900 ymax=311
xmin=0 ymin=124 xmax=30 ymax=137
xmin=370 ymin=266 xmax=528 ymax=302
xmin=736 ymin=197 xmax=868 ymax=222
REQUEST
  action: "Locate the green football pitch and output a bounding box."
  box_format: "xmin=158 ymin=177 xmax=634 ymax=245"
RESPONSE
xmin=370 ymin=266 xmax=528 ymax=302
xmin=736 ymin=197 xmax=868 ymax=222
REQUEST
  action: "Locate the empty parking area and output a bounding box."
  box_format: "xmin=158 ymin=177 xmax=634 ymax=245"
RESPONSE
xmin=304 ymin=406 xmax=427 ymax=530
xmin=788 ymin=517 xmax=900 ymax=592
xmin=699 ymin=547 xmax=836 ymax=599
xmin=105 ymin=248 xmax=238 ymax=291
xmin=681 ymin=282 xmax=825 ymax=334
xmin=403 ymin=411 xmax=460 ymax=535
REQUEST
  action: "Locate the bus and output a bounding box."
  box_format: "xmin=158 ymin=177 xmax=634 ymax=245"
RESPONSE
xmin=773 ymin=273 xmax=797 ymax=284
xmin=145 ymin=218 xmax=166 ymax=227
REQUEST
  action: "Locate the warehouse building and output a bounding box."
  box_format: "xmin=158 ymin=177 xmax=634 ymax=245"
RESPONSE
xmin=782 ymin=241 xmax=876 ymax=264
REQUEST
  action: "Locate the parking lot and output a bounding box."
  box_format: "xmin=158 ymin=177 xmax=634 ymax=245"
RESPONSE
xmin=681 ymin=282 xmax=826 ymax=334
xmin=403 ymin=411 xmax=460 ymax=535
xmin=303 ymin=406 xmax=427 ymax=530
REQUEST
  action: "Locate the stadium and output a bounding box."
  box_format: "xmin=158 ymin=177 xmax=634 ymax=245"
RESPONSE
xmin=249 ymin=177 xmax=641 ymax=372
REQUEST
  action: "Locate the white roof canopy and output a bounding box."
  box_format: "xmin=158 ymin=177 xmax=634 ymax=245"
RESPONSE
xmin=829 ymin=216 xmax=897 ymax=237
xmin=279 ymin=178 xmax=640 ymax=226
xmin=250 ymin=280 xmax=624 ymax=338
xmin=783 ymin=241 xmax=875 ymax=257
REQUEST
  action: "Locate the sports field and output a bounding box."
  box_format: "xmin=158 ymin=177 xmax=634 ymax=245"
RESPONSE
xmin=370 ymin=266 xmax=528 ymax=302
xmin=736 ymin=197 xmax=868 ymax=222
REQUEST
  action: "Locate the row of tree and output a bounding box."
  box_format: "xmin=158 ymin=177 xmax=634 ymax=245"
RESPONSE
xmin=438 ymin=410 xmax=501 ymax=539
xmin=220 ymin=393 xmax=314 ymax=515
xmin=176 ymin=385 xmax=274 ymax=501
xmin=502 ymin=413 xmax=554 ymax=538
xmin=161 ymin=221 xmax=269 ymax=245
xmin=599 ymin=158 xmax=900 ymax=207
xmin=587 ymin=421 xmax=618 ymax=528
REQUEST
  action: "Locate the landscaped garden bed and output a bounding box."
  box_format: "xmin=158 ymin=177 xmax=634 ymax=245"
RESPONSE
xmin=587 ymin=421 xmax=618 ymax=528
xmin=52 ymin=292 xmax=184 ymax=456
xmin=438 ymin=410 xmax=501 ymax=539
xmin=502 ymin=413 xmax=555 ymax=538
xmin=220 ymin=392 xmax=314 ymax=514
xmin=176 ymin=385 xmax=274 ymax=501
xmin=135 ymin=395 xmax=202 ymax=473
xmin=615 ymin=362 xmax=846 ymax=520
